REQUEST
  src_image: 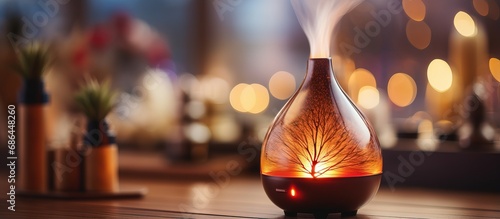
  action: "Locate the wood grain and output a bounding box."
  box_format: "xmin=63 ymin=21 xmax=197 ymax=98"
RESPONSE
xmin=3 ymin=175 xmax=499 ymax=219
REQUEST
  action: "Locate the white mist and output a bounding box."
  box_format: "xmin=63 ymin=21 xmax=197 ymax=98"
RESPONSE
xmin=291 ymin=0 xmax=363 ymax=58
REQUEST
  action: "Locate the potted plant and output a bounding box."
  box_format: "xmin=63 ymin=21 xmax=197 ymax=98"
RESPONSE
xmin=75 ymin=79 xmax=119 ymax=192
xmin=16 ymin=43 xmax=52 ymax=193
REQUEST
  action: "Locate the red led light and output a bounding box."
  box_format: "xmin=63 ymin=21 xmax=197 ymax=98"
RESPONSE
xmin=290 ymin=188 xmax=296 ymax=197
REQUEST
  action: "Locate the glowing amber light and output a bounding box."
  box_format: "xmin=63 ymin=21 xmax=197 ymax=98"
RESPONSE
xmin=240 ymin=85 xmax=257 ymax=112
xmin=348 ymin=68 xmax=376 ymax=103
xmin=230 ymin=83 xmax=269 ymax=114
xmin=489 ymin=58 xmax=500 ymax=82
xmin=427 ymin=59 xmax=453 ymax=92
xmin=269 ymin=71 xmax=296 ymax=100
xmin=406 ymin=20 xmax=431 ymax=50
xmin=248 ymin=84 xmax=270 ymax=114
xmin=388 ymin=73 xmax=417 ymax=107
xmin=262 ymin=59 xmax=382 ymax=179
xmin=358 ymin=86 xmax=379 ymax=109
xmin=454 ymin=11 xmax=477 ymax=37
xmin=403 ymin=0 xmax=426 ymax=21
xmin=230 ymin=83 xmax=249 ymax=112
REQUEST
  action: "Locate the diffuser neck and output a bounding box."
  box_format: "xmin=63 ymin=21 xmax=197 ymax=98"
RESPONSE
xmin=304 ymin=58 xmax=338 ymax=89
xmin=306 ymin=57 xmax=333 ymax=77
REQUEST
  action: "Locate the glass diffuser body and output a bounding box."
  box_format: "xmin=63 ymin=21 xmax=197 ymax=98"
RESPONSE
xmin=261 ymin=58 xmax=382 ymax=217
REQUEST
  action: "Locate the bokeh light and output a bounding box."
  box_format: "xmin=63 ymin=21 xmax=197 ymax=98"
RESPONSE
xmin=406 ymin=20 xmax=431 ymax=50
xmin=186 ymin=100 xmax=206 ymax=119
xmin=332 ymin=56 xmax=356 ymax=91
xmin=211 ymin=116 xmax=241 ymax=143
xmin=454 ymin=11 xmax=477 ymax=37
xmin=248 ymin=84 xmax=270 ymax=114
xmin=427 ymin=59 xmax=453 ymax=92
xmin=489 ymin=0 xmax=500 ymax=20
xmin=200 ymin=77 xmax=230 ymax=104
xmin=357 ymin=86 xmax=379 ymax=109
xmin=241 ymin=85 xmax=257 ymax=112
xmin=473 ymin=0 xmax=489 ymax=16
xmin=230 ymin=83 xmax=249 ymax=112
xmin=403 ymin=0 xmax=426 ymax=21
xmin=416 ymin=119 xmax=438 ymax=151
xmin=269 ymin=71 xmax=296 ymax=100
xmin=230 ymin=83 xmax=269 ymax=114
xmin=490 ymin=57 xmax=500 ymax=82
xmin=185 ymin=122 xmax=211 ymax=144
xmin=388 ymin=73 xmax=417 ymax=107
xmin=348 ymin=68 xmax=376 ymax=103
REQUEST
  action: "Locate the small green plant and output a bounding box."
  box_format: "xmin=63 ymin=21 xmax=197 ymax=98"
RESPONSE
xmin=75 ymin=79 xmax=118 ymax=121
xmin=14 ymin=42 xmax=52 ymax=78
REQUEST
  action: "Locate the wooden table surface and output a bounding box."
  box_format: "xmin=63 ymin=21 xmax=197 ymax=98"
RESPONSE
xmin=4 ymin=175 xmax=499 ymax=219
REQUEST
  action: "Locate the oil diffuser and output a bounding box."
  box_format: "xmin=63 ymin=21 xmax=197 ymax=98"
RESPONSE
xmin=261 ymin=1 xmax=382 ymax=218
xmin=261 ymin=58 xmax=382 ymax=218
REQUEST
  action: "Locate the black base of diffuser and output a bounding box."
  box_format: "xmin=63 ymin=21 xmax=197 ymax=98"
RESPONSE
xmin=262 ymin=174 xmax=381 ymax=218
xmin=284 ymin=210 xmax=357 ymax=218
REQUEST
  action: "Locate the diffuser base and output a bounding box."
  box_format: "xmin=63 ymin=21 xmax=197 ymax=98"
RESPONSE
xmin=284 ymin=210 xmax=357 ymax=219
xmin=262 ymin=174 xmax=381 ymax=218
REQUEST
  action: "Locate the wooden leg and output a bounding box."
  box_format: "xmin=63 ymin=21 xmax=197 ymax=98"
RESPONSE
xmin=341 ymin=210 xmax=358 ymax=217
xmin=284 ymin=211 xmax=297 ymax=217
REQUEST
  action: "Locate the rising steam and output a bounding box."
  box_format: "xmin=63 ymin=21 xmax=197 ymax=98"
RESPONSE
xmin=291 ymin=0 xmax=363 ymax=58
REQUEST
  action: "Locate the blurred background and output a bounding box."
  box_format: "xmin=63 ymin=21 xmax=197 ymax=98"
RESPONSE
xmin=0 ymin=0 xmax=499 ymax=191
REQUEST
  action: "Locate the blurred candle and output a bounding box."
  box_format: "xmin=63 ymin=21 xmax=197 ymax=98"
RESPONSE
xmin=449 ymin=11 xmax=489 ymax=101
xmin=426 ymin=12 xmax=489 ymax=124
xmin=425 ymin=59 xmax=457 ymax=122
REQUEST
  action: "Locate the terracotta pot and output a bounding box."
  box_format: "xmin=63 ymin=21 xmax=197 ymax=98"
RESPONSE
xmin=83 ymin=120 xmax=118 ymax=192
xmin=18 ymin=78 xmax=49 ymax=193
xmin=85 ymin=145 xmax=118 ymax=192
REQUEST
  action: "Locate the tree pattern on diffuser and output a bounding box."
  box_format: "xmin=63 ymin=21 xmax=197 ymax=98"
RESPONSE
xmin=268 ymin=102 xmax=378 ymax=178
xmin=263 ymin=75 xmax=381 ymax=178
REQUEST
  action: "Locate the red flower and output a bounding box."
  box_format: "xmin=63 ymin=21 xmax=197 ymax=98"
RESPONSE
xmin=89 ymin=25 xmax=110 ymax=50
